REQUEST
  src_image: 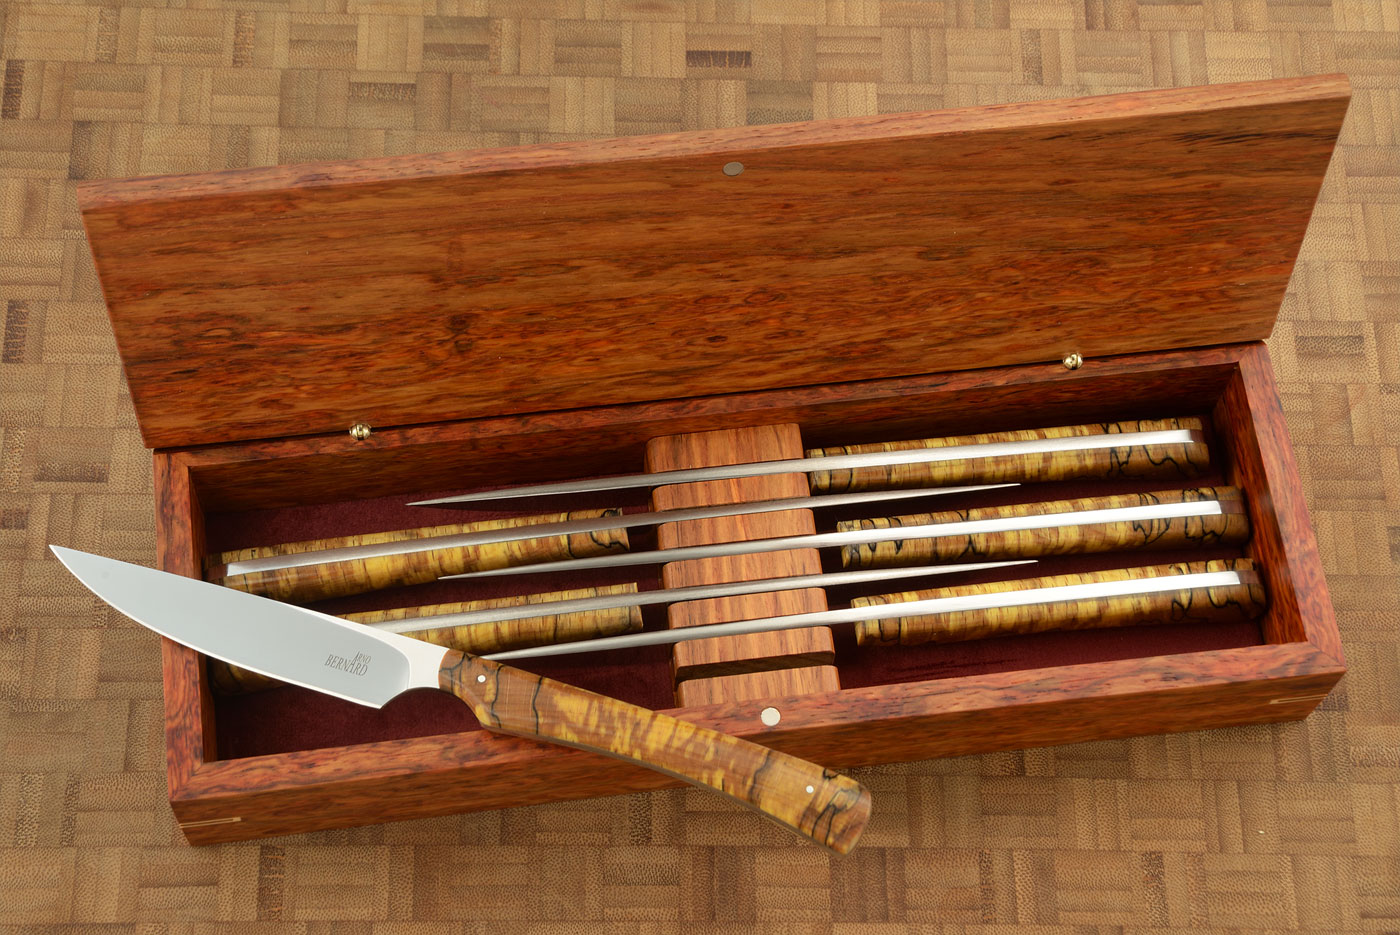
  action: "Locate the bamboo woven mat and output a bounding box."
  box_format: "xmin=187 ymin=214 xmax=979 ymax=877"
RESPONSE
xmin=2 ymin=2 xmax=1398 ymax=931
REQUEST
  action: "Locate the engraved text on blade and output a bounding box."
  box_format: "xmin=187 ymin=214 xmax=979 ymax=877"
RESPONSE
xmin=324 ymin=651 xmax=371 ymax=676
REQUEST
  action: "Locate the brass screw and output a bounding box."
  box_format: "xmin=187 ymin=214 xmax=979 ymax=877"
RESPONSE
xmin=1062 ymin=352 xmax=1084 ymax=370
xmin=349 ymin=422 xmax=372 ymax=441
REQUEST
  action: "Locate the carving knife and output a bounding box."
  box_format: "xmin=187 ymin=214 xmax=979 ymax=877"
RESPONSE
xmin=214 ymin=484 xmax=1010 ymax=578
xmin=50 ymin=546 xmax=871 ymax=853
xmin=372 ymin=560 xmax=1034 ymax=635
xmin=209 ymin=562 xmax=1033 ymax=695
xmin=410 ymin=421 xmax=1207 ymax=506
xmin=485 ymin=562 xmax=1259 ymax=661
xmin=443 ymin=490 xmax=1244 ymax=581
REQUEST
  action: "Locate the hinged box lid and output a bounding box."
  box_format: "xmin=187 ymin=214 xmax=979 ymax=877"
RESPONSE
xmin=78 ymin=75 xmax=1350 ymax=450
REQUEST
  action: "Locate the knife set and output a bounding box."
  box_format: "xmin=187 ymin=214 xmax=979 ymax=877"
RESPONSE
xmin=69 ymin=76 xmax=1348 ymax=843
xmin=197 ymin=417 xmax=1264 ymax=692
xmin=60 ymin=415 xmax=1269 ymax=852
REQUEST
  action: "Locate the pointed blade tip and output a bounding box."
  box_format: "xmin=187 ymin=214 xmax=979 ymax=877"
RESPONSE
xmin=48 ymin=546 xmax=445 ymax=710
xmin=49 ymin=544 xmax=108 ymax=581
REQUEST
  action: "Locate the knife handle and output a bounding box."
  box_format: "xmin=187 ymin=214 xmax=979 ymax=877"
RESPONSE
xmin=440 ymin=651 xmax=871 ymax=854
xmin=808 ymin=417 xmax=1210 ymax=493
xmin=355 ymin=584 xmax=643 ymax=651
xmin=839 ymin=486 xmax=1249 ymax=568
xmin=852 ymin=559 xmax=1266 ymax=645
xmin=207 ymin=510 xmax=629 ymax=603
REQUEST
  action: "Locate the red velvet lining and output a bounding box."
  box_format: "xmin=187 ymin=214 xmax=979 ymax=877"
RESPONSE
xmin=206 ymin=451 xmax=1263 ymax=760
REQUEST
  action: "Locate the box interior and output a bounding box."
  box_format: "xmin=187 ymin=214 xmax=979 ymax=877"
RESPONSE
xmin=184 ymin=354 xmax=1279 ymax=760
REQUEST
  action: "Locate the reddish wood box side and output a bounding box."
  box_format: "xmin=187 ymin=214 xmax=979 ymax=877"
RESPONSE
xmin=1213 ymin=346 xmax=1342 ymax=661
xmin=154 ymin=343 xmax=1343 ymax=844
xmin=164 ymin=645 xmax=1340 ymax=844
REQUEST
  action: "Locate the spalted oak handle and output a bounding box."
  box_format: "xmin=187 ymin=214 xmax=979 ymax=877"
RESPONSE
xmin=208 ymin=510 xmax=629 ymax=603
xmin=839 ymin=487 xmax=1249 ymax=569
xmin=853 ymin=559 xmax=1266 ymax=645
xmin=440 ymin=651 xmax=871 ymax=854
xmin=808 ymin=417 xmax=1210 ymax=493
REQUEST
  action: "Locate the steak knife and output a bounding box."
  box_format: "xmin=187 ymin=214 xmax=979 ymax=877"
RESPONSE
xmin=50 ymin=546 xmax=871 ymax=853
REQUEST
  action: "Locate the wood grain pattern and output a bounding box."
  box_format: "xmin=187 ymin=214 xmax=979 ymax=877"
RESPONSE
xmin=5 ymin=2 xmax=1385 ymax=923
xmin=646 ymin=425 xmax=840 ymax=698
xmin=140 ymin=342 xmax=1347 ymax=850
xmin=167 ymin=344 xmax=1248 ymax=513
xmin=1214 ymin=344 xmax=1343 ymax=658
xmin=207 ymin=584 xmax=643 ymax=694
xmin=838 ymin=486 xmax=1251 ymax=568
xmin=37 ymin=65 xmax=1354 ymax=915
xmin=164 ymin=641 xmax=1342 ymax=848
xmin=208 ymin=511 xmax=629 ymax=602
xmin=673 ymin=666 xmax=845 ymax=709
xmin=852 ymin=559 xmax=1266 ymax=645
xmin=75 ymin=78 xmax=1348 ymax=448
xmin=438 ymin=650 xmax=871 ymax=854
xmin=807 ymin=417 xmax=1211 ymax=493
xmin=153 ymin=452 xmax=216 ymax=802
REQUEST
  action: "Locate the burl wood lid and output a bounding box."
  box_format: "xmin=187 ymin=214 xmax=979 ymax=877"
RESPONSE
xmin=78 ymin=75 xmax=1349 ymax=449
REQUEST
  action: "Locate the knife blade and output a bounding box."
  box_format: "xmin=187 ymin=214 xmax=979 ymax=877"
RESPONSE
xmin=443 ymin=495 xmax=1233 ymax=581
xmin=374 ymin=560 xmax=1033 ymax=635
xmin=410 ymin=426 xmax=1203 ymax=506
xmin=215 ymin=484 xmax=1011 ymax=578
xmin=49 ymin=546 xmax=871 ymax=853
xmin=485 ymin=565 xmax=1253 ymax=661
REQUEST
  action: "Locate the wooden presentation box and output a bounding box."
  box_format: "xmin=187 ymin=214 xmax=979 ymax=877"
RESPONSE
xmin=77 ymin=75 xmax=1350 ymax=844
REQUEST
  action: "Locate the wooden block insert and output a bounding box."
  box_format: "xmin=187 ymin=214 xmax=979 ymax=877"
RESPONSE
xmin=675 ymin=666 xmax=843 ymax=709
xmin=645 ymin=424 xmax=841 ymax=704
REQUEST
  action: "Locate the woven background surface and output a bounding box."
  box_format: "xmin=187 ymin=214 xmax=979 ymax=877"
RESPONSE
xmin=1 ymin=0 xmax=1398 ymax=930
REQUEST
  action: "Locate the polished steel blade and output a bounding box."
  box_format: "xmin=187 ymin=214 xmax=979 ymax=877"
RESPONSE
xmin=445 ymin=498 xmax=1226 ymax=581
xmin=220 ymin=484 xmax=1011 ymax=578
xmin=51 ymin=546 xmax=446 ymax=707
xmin=412 ymin=428 xmax=1200 ymax=506
xmin=374 ymin=560 xmax=1035 ymax=635
xmin=486 ymin=569 xmax=1245 ymax=660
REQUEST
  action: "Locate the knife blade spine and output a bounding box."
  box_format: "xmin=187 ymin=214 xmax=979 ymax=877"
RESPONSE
xmin=411 ymin=428 xmax=1202 ymax=506
xmin=372 ymin=560 xmax=1035 ymax=634
xmin=484 ymin=569 xmax=1246 ymax=660
xmin=444 ymin=498 xmax=1228 ymax=581
xmin=215 ymin=484 xmax=1012 ymax=578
